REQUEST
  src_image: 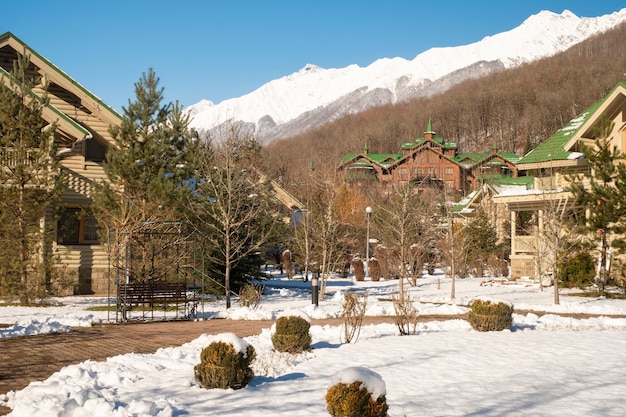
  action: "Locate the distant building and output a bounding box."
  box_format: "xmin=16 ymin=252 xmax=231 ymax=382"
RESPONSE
xmin=337 ymin=120 xmax=520 ymax=195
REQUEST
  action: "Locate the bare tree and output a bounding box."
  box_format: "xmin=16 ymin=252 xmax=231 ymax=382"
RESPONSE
xmin=370 ymin=184 xmax=435 ymax=297
xmin=310 ymin=183 xmax=345 ymax=300
xmin=539 ymin=193 xmax=581 ymax=304
xmin=189 ymin=128 xmax=280 ymax=308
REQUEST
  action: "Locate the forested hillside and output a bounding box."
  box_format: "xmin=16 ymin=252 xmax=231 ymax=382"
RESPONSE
xmin=262 ymin=22 xmax=626 ymax=195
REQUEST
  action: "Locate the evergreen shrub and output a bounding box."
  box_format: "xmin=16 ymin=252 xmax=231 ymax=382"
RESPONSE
xmin=557 ymin=252 xmax=596 ymax=288
xmin=194 ymin=340 xmax=256 ymax=389
xmin=271 ymin=315 xmax=311 ymax=353
xmin=326 ymin=381 xmax=388 ymax=417
xmin=468 ymin=299 xmax=513 ymax=331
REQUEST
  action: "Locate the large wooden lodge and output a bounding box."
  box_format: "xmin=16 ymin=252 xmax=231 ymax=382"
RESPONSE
xmin=338 ymin=120 xmax=521 ymax=195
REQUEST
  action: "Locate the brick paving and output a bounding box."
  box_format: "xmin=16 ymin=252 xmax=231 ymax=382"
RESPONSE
xmin=0 ymin=316 xmax=408 ymax=415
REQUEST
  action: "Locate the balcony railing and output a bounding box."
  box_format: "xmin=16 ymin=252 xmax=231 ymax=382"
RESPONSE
xmin=512 ymin=236 xmax=537 ymax=254
xmin=1 ymin=147 xmax=41 ymax=168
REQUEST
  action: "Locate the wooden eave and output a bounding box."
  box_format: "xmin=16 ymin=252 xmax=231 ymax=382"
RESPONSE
xmin=338 ymin=154 xmax=380 ymax=170
xmin=468 ymin=153 xmax=516 ymax=171
xmin=563 ymin=84 xmax=626 ymax=151
xmin=0 ymin=33 xmax=122 ymax=147
xmin=390 ymin=143 xmax=460 ymax=170
xmin=516 ymin=158 xmax=587 ymax=171
xmin=0 ymin=66 xmax=91 ymax=144
xmin=493 ymin=190 xmax=572 ymax=211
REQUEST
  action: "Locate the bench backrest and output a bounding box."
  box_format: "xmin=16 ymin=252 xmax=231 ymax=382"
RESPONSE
xmin=118 ymin=282 xmax=188 ymax=301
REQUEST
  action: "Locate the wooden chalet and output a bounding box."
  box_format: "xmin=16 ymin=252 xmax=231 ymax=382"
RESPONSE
xmin=493 ymin=82 xmax=626 ymax=280
xmin=1 ymin=32 xmax=123 ymax=294
xmin=1 ymin=32 xmax=304 ymax=296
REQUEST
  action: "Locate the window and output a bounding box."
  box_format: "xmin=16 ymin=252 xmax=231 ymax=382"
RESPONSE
xmin=85 ymin=139 xmax=106 ymax=162
xmin=444 ymin=167 xmax=454 ymax=175
xmin=57 ymin=208 xmax=99 ymax=244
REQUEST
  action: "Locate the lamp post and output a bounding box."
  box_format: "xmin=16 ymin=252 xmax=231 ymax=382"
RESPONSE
xmin=365 ymin=206 xmax=372 ymax=276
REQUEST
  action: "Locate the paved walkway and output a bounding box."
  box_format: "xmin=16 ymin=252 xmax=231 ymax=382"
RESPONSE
xmin=0 ymin=316 xmax=412 ymax=415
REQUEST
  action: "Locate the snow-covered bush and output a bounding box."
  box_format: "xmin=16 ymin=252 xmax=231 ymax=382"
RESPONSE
xmin=468 ymin=299 xmax=513 ymax=331
xmin=194 ymin=333 xmax=256 ymax=389
xmin=271 ymin=314 xmax=311 ymax=353
xmin=326 ymin=367 xmax=388 ymax=417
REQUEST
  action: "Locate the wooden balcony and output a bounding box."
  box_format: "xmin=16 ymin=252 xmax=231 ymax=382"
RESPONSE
xmin=512 ymin=235 xmax=537 ymax=254
xmin=0 ymin=147 xmax=38 ymax=168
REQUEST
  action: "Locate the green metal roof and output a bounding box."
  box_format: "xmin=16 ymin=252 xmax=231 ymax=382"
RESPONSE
xmin=452 ymin=189 xmax=478 ymax=213
xmin=368 ymin=153 xmax=402 ymax=164
xmin=401 ymin=137 xmax=458 ymax=149
xmin=341 ymin=153 xmax=359 ymax=162
xmin=340 ymin=153 xmax=402 ymax=168
xmin=517 ymin=100 xmax=604 ymax=165
xmin=455 ymin=153 xmax=488 ymax=163
xmin=454 ymin=152 xmax=521 ymax=167
xmin=486 ymin=175 xmax=535 ymax=188
xmin=499 ymin=152 xmax=522 ymax=163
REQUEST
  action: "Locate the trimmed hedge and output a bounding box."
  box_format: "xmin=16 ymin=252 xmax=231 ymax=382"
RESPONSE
xmin=468 ymin=299 xmax=513 ymax=331
xmin=271 ymin=315 xmax=311 ymax=353
xmin=194 ymin=341 xmax=256 ymax=389
xmin=326 ymin=381 xmax=388 ymax=417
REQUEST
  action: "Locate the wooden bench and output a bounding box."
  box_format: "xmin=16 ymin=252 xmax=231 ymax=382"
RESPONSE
xmin=117 ymin=281 xmax=198 ymax=321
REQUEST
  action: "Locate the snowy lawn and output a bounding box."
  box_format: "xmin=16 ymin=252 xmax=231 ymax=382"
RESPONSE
xmin=1 ymin=271 xmax=626 ymax=416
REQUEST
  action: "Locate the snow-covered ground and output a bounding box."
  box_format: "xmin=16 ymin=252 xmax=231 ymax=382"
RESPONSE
xmin=1 ymin=270 xmax=625 ymax=416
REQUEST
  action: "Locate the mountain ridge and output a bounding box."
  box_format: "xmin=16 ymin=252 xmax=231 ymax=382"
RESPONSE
xmin=186 ymin=8 xmax=626 ymax=143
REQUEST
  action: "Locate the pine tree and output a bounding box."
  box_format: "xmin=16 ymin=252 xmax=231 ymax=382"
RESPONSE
xmin=0 ymin=52 xmax=64 ymax=304
xmin=464 ymin=208 xmax=499 ymax=276
xmin=92 ymin=68 xmax=198 ymax=284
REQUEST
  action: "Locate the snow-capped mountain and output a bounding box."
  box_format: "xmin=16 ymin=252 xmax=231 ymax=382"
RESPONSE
xmin=187 ymin=8 xmax=626 ymax=143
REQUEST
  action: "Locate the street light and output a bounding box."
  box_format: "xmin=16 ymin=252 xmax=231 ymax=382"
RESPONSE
xmin=365 ymin=206 xmax=372 ymax=277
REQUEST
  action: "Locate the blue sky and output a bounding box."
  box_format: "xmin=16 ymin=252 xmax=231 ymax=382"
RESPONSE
xmin=2 ymin=1 xmax=624 ymax=112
